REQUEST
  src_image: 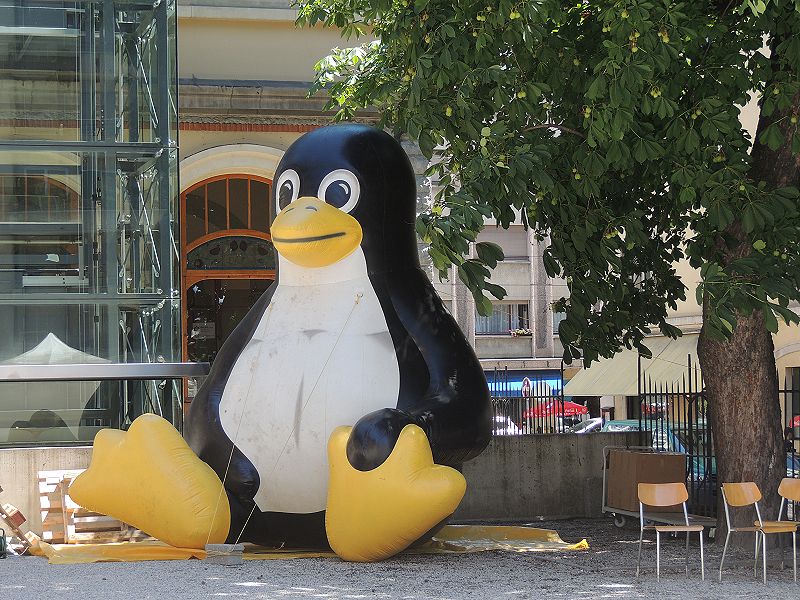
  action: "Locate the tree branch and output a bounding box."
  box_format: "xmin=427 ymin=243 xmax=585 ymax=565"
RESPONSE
xmin=523 ymin=123 xmax=586 ymax=138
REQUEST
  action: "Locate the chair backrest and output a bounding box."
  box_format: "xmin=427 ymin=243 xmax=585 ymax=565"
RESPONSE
xmin=778 ymin=477 xmax=800 ymax=503
xmin=638 ymin=482 xmax=689 ymax=507
xmin=722 ymin=482 xmax=762 ymax=507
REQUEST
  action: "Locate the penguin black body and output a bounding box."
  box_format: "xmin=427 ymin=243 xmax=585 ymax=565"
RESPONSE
xmin=185 ymin=124 xmax=492 ymax=548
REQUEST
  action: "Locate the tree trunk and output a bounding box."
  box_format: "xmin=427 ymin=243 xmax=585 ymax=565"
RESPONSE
xmin=696 ymin=45 xmax=800 ymax=541
xmin=697 ymin=311 xmax=784 ymax=540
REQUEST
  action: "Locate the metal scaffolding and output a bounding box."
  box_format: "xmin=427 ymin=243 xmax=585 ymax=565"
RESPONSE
xmin=0 ymin=0 xmax=180 ymax=442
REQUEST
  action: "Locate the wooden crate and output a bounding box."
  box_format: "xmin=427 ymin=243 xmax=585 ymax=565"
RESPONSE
xmin=38 ymin=470 xmax=149 ymax=544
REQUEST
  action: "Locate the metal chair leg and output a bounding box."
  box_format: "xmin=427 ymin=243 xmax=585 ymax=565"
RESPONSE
xmin=793 ymin=531 xmax=797 ymax=583
xmin=636 ymin=528 xmax=644 ymax=578
xmin=699 ymin=530 xmax=705 ymax=581
xmin=763 ymin=532 xmax=768 ymax=584
xmin=685 ymin=531 xmax=690 ymax=576
xmin=755 ymin=531 xmax=761 ymax=578
xmin=719 ymin=531 xmax=731 ymax=582
xmin=656 ymin=531 xmax=661 ymax=582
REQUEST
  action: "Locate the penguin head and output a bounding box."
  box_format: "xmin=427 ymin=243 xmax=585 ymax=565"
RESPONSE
xmin=270 ymin=124 xmax=419 ymax=273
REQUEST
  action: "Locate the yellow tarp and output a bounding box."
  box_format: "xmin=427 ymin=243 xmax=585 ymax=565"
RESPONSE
xmin=416 ymin=525 xmax=590 ymax=554
xmin=30 ymin=525 xmax=588 ymax=564
xmin=30 ymin=539 xmax=207 ymax=564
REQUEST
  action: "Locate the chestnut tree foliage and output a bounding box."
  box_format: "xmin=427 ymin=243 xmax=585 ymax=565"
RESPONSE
xmin=296 ymin=0 xmax=800 ymax=369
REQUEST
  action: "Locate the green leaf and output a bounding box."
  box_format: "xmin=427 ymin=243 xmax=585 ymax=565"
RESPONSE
xmin=474 ymin=293 xmax=493 ymax=317
xmin=475 ymin=241 xmax=505 ymax=267
xmin=418 ymin=130 xmax=435 ymax=160
xmin=763 ymin=305 xmax=779 ymax=334
xmin=753 ymin=239 xmax=766 ymax=251
xmin=484 ymin=282 xmax=507 ymax=300
xmin=759 ymin=124 xmax=785 ymax=151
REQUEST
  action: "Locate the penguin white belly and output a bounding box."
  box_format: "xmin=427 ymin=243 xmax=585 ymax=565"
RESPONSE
xmin=218 ymin=252 xmax=400 ymax=514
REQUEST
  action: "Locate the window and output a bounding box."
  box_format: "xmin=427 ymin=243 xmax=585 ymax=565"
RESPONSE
xmin=476 ymin=303 xmax=529 ymax=335
xmin=553 ymin=310 xmax=567 ymax=333
xmin=182 ymin=176 xmax=272 ymax=245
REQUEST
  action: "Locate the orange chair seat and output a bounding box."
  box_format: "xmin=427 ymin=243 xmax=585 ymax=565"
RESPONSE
xmin=654 ymin=524 xmax=704 ymax=533
xmin=755 ymin=521 xmax=798 ymax=534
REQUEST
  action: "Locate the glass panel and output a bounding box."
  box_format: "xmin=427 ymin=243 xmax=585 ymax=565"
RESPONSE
xmin=229 ymin=178 xmax=248 ymax=230
xmin=250 ymin=180 xmax=270 ymax=233
xmin=185 ymin=185 xmax=206 ymax=244
xmin=0 ymin=0 xmax=178 ymax=145
xmin=187 ymin=236 xmax=276 ymax=271
xmin=0 ymin=0 xmax=180 ymax=445
xmin=515 ymin=304 xmax=529 ymax=329
xmin=187 ymin=278 xmax=271 ymax=364
xmin=476 ymin=304 xmax=511 ymax=334
xmin=0 ymin=2 xmax=82 ymax=142
xmin=207 ymin=179 xmax=226 ymax=234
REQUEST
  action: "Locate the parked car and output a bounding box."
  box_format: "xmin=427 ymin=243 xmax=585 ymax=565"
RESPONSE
xmin=567 ymin=417 xmax=604 ymax=434
xmin=493 ymin=415 xmax=522 ymax=436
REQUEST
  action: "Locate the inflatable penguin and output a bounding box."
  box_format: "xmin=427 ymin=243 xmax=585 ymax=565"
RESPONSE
xmin=71 ymin=124 xmax=492 ymax=561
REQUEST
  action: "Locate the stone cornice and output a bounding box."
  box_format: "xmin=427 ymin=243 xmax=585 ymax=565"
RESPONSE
xmin=178 ymin=79 xmax=379 ymax=125
xmin=177 ymin=0 xmax=297 ymax=22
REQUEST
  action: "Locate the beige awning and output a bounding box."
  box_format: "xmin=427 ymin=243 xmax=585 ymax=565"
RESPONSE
xmin=563 ymin=333 xmax=700 ymax=397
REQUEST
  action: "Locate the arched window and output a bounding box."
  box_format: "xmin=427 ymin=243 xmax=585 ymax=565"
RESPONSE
xmin=180 ymin=175 xmax=275 ymax=376
xmin=183 ymin=175 xmax=271 ymax=245
xmin=0 ymin=175 xmax=79 ymax=222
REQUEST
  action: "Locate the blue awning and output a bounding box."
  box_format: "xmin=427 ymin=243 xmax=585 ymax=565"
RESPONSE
xmin=484 ymin=369 xmax=562 ymax=397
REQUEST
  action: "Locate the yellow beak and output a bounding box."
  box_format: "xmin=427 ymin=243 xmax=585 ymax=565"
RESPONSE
xmin=271 ymin=196 xmax=363 ymax=268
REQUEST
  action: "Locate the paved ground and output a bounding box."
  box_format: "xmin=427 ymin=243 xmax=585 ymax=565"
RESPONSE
xmin=1 ymin=519 xmax=797 ymax=599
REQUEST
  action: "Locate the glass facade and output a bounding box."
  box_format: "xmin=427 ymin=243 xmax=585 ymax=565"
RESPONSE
xmin=0 ymin=0 xmax=179 ymax=445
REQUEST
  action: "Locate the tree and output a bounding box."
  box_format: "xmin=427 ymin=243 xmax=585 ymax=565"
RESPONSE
xmin=296 ymin=0 xmax=800 ymax=530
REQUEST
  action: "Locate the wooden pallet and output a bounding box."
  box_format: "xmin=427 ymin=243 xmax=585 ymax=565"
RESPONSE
xmin=38 ymin=470 xmax=149 ymax=544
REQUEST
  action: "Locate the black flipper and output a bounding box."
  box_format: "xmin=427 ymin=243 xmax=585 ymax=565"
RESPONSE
xmin=346 ymin=267 xmax=492 ymax=471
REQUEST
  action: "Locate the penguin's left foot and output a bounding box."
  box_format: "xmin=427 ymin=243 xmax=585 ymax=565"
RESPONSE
xmin=325 ymin=423 xmax=466 ymax=562
xmin=69 ymin=413 xmax=231 ymax=549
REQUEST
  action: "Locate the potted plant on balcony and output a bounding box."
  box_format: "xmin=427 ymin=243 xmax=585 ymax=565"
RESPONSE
xmin=509 ymin=328 xmax=533 ymax=337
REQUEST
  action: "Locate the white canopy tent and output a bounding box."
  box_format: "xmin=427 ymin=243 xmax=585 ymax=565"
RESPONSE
xmin=1 ymin=333 xmax=109 ymax=442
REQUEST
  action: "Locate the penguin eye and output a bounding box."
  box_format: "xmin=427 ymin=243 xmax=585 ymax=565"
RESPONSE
xmin=275 ymin=169 xmax=300 ymax=214
xmin=317 ymin=169 xmax=360 ymax=213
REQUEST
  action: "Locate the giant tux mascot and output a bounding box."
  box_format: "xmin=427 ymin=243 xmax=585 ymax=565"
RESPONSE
xmin=70 ymin=124 xmax=492 ymax=562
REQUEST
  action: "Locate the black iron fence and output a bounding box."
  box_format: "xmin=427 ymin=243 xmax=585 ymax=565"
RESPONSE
xmin=637 ymin=355 xmax=715 ymax=517
xmin=487 ymin=357 xmax=800 ymax=521
xmin=488 ymin=365 xmax=583 ymax=434
xmin=637 ymin=355 xmax=800 ymax=520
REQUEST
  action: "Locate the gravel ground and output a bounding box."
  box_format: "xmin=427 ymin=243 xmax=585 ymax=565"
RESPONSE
xmin=1 ymin=519 xmax=797 ymax=600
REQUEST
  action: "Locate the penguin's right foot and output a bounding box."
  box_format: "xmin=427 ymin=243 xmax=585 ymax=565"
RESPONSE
xmin=69 ymin=413 xmax=231 ymax=549
xmin=325 ymin=423 xmax=466 ymax=562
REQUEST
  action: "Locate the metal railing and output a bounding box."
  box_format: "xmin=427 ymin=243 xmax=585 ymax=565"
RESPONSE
xmin=637 ymin=355 xmax=800 ymax=520
xmin=637 ymin=355 xmax=715 ymax=517
xmin=488 ymin=365 xmax=584 ymax=434
xmin=0 ymin=362 xmax=209 ymax=447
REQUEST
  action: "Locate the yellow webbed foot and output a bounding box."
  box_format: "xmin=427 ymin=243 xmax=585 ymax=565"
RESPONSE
xmin=69 ymin=413 xmax=230 ymax=549
xmin=325 ymin=424 xmax=466 ymax=562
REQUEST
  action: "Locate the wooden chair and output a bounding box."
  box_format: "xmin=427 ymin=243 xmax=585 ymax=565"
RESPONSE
xmin=719 ymin=481 xmax=797 ymax=584
xmin=636 ymin=482 xmax=705 ymax=581
xmin=759 ymin=478 xmax=800 ymax=580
